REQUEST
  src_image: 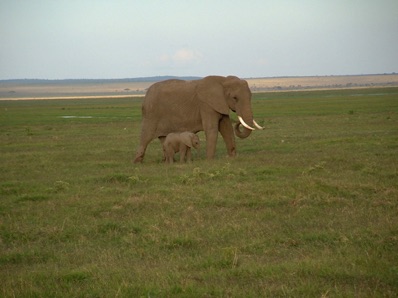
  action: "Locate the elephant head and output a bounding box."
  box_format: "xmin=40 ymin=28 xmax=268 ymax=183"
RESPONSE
xmin=223 ymin=76 xmax=264 ymax=138
xmin=198 ymin=76 xmax=264 ymax=139
xmin=180 ymin=132 xmax=200 ymax=150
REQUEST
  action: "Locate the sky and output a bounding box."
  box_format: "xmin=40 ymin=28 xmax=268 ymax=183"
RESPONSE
xmin=1 ymin=0 xmax=397 ymax=80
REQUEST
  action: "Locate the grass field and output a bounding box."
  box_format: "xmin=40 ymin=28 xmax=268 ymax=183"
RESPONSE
xmin=1 ymin=88 xmax=398 ymax=297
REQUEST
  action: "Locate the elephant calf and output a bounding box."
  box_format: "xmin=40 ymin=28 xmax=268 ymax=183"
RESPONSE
xmin=163 ymin=132 xmax=200 ymax=164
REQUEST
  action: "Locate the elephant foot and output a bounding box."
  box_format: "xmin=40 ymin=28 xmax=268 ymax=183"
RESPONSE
xmin=133 ymin=154 xmax=144 ymax=163
xmin=229 ymin=150 xmax=237 ymax=157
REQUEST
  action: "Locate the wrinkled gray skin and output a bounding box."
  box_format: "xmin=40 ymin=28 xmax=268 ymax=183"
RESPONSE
xmin=163 ymin=132 xmax=200 ymax=164
xmin=134 ymin=75 xmax=262 ymax=163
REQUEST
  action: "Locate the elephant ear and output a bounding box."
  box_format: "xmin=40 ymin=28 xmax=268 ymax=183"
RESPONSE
xmin=197 ymin=78 xmax=230 ymax=115
xmin=180 ymin=132 xmax=194 ymax=148
xmin=222 ymin=76 xmax=244 ymax=97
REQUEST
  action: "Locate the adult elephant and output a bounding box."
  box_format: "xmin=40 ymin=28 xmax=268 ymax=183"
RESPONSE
xmin=133 ymin=75 xmax=263 ymax=163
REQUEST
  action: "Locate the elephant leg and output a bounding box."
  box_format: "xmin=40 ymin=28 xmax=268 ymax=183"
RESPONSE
xmin=186 ymin=147 xmax=192 ymax=162
xmin=134 ymin=121 xmax=157 ymax=163
xmin=219 ymin=116 xmax=236 ymax=157
xmin=158 ymin=136 xmax=166 ymax=162
xmin=162 ymin=145 xmax=168 ymax=164
xmin=165 ymin=147 xmax=174 ymax=164
xmin=204 ymin=127 xmax=219 ymax=159
xmin=201 ymin=106 xmax=221 ymax=159
xmin=179 ymin=146 xmax=187 ymax=162
xmin=134 ymin=138 xmax=151 ymax=163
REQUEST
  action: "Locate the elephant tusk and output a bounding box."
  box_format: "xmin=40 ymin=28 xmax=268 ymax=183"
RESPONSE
xmin=238 ymin=116 xmax=255 ymax=131
xmin=253 ymin=119 xmax=265 ymax=130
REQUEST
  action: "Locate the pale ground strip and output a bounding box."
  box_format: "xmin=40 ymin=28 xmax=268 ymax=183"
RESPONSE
xmin=246 ymin=74 xmax=398 ymax=90
xmin=1 ymin=74 xmax=397 ymax=100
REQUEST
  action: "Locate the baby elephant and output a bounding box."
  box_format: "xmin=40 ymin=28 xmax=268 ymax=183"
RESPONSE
xmin=163 ymin=132 xmax=200 ymax=164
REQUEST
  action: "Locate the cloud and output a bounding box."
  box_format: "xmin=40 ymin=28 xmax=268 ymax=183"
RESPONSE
xmin=158 ymin=48 xmax=203 ymax=65
xmin=257 ymin=58 xmax=268 ymax=66
xmin=172 ymin=48 xmax=202 ymax=63
xmin=159 ymin=54 xmax=170 ymax=63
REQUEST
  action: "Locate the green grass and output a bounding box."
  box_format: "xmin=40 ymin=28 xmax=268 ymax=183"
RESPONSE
xmin=1 ymin=88 xmax=398 ymax=297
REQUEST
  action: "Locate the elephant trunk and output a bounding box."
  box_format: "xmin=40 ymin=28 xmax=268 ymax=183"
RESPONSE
xmin=234 ymin=115 xmax=264 ymax=139
xmin=234 ymin=113 xmax=254 ymax=139
xmin=234 ymin=122 xmax=252 ymax=139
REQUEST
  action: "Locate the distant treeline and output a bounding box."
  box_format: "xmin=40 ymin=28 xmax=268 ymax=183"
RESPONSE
xmin=0 ymin=76 xmax=202 ymax=84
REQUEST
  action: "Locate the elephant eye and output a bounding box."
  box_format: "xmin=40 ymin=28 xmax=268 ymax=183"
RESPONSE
xmin=233 ymin=96 xmax=238 ymax=101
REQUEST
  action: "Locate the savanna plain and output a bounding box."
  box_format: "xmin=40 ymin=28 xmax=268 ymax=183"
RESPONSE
xmin=1 ymin=87 xmax=398 ymax=297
